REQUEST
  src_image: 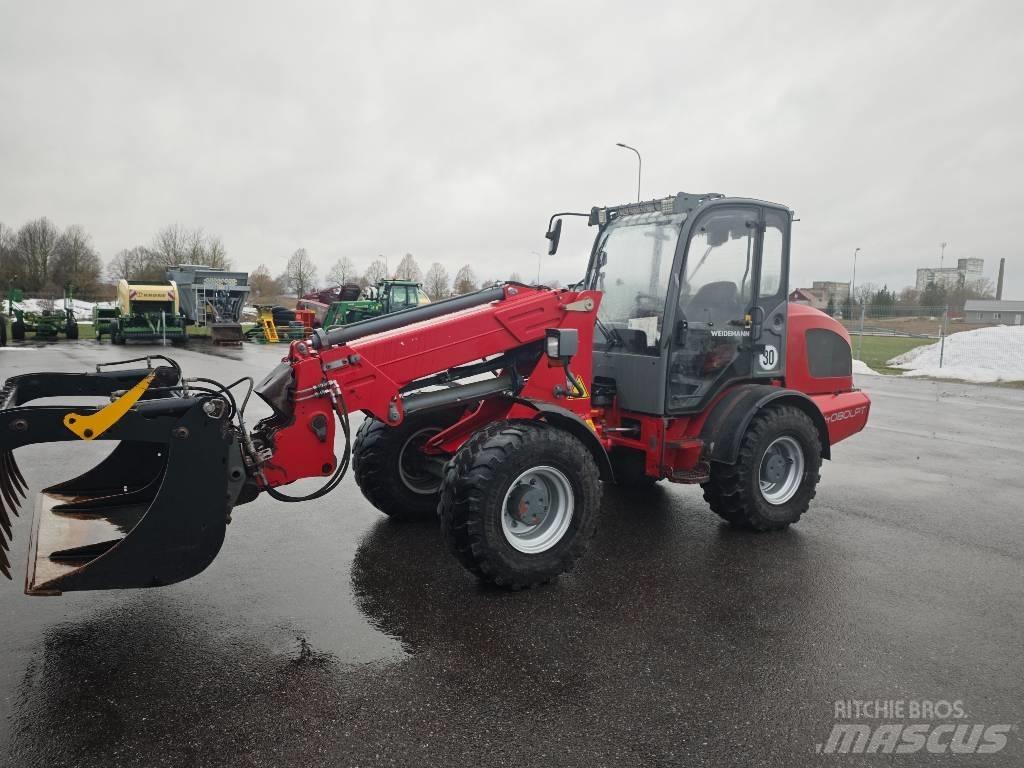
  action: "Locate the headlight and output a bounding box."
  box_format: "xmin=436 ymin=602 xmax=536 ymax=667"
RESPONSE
xmin=546 ymin=333 xmax=561 ymax=358
xmin=545 ymin=328 xmax=579 ymax=361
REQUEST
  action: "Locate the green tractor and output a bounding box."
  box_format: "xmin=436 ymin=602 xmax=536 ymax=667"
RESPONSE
xmin=92 ymin=305 xmax=120 ymax=341
xmin=10 ymin=289 xmax=79 ymax=342
xmin=323 ymin=279 xmax=430 ymax=329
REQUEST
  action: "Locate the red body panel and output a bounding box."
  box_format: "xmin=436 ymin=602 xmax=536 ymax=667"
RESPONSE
xmin=785 ymin=303 xmax=857 ymax=395
xmin=256 ymin=287 xmax=869 ymax=490
xmin=811 ymin=391 xmax=871 ymax=445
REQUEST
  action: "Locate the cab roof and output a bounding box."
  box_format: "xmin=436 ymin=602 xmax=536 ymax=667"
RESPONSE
xmin=589 ymin=192 xmax=791 ymax=226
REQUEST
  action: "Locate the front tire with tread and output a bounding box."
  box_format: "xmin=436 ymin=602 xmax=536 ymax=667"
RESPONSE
xmin=438 ymin=420 xmax=602 ymax=589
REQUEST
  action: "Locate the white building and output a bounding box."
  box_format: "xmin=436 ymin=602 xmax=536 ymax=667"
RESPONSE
xmin=915 ymin=258 xmax=984 ymax=291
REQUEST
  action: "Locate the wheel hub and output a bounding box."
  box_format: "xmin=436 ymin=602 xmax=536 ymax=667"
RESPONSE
xmin=500 ymin=466 xmax=574 ymax=554
xmin=758 ymin=435 xmax=805 ymax=505
xmin=763 ymin=452 xmax=788 ymax=483
xmin=398 ymin=427 xmax=445 ymax=495
xmin=506 ymin=481 xmax=549 ymax=526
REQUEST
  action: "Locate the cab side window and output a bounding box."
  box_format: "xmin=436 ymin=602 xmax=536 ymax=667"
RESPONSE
xmin=759 ymin=210 xmax=787 ymax=298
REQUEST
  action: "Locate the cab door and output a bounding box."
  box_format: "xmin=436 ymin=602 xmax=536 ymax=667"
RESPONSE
xmin=750 ymin=207 xmax=790 ymax=382
xmin=664 ymin=204 xmax=789 ymax=413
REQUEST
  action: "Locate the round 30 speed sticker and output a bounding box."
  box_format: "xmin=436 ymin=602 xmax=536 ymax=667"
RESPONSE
xmin=759 ymin=344 xmax=779 ymax=371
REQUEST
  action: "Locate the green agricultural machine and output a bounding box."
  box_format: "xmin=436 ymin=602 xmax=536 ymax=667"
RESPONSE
xmin=108 ymin=280 xmax=188 ymax=345
xmin=10 ymin=290 xmax=79 ymax=342
xmin=92 ymin=306 xmax=120 ymax=341
xmin=322 ymin=279 xmax=430 ymax=328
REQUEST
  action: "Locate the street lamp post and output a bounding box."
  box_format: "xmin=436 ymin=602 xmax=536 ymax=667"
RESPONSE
xmin=850 ymin=247 xmax=861 ymax=310
xmin=531 ymin=251 xmax=542 ymax=285
xmin=616 ymin=142 xmax=642 ymax=202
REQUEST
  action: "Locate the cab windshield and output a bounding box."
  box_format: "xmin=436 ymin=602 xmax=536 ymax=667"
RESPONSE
xmin=586 ymin=212 xmax=685 ymax=354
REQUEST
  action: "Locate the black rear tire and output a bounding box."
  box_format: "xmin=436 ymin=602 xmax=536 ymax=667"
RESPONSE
xmin=353 ymin=408 xmax=465 ymax=521
xmin=701 ymin=405 xmax=822 ymax=531
xmin=0 ymin=317 xmax=6 ymax=346
xmin=12 ymin=320 xmax=25 ymax=341
xmin=66 ymin=322 xmax=79 ymax=340
xmin=438 ymin=420 xmax=602 ymax=589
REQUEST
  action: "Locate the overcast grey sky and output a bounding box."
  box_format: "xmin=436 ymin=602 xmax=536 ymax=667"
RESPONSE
xmin=1 ymin=1 xmax=1022 ymax=296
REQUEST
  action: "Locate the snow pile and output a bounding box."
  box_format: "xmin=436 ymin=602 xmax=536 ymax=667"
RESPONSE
xmin=888 ymin=325 xmax=1024 ymax=383
xmin=852 ymin=359 xmax=880 ymax=376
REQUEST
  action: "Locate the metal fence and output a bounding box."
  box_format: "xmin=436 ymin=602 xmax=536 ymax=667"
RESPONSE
xmin=841 ymin=304 xmax=1024 ymax=382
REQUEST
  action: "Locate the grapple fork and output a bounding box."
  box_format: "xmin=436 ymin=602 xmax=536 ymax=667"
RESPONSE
xmin=0 ymin=363 xmax=246 ymax=595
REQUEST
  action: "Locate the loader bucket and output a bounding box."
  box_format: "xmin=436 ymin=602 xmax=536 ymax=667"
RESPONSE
xmin=0 ymin=364 xmax=246 ymax=595
xmin=210 ymin=322 xmax=244 ymax=345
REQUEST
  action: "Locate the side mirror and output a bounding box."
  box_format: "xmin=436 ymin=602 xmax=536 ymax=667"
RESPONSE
xmin=545 ymin=219 xmax=563 ymax=255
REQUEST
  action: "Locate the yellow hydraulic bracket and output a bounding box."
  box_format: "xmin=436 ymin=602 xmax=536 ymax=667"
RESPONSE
xmin=63 ymin=372 xmax=157 ymax=441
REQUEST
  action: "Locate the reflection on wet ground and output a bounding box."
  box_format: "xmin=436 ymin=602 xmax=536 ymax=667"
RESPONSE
xmin=2 ymin=345 xmax=1023 ymax=766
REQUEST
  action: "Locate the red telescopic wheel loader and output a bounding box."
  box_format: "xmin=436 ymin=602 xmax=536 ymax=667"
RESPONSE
xmin=0 ymin=192 xmax=869 ymax=595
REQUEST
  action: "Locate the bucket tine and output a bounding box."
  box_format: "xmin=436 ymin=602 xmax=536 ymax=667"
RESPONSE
xmin=0 ymin=450 xmax=24 ymax=579
xmin=0 ymin=451 xmax=23 ymax=531
xmin=8 ymin=451 xmax=27 ymax=496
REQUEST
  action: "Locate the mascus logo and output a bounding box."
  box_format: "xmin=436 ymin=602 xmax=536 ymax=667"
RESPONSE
xmin=817 ymin=723 xmax=1013 ymax=755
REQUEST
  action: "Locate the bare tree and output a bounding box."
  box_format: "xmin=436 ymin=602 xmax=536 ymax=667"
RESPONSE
xmin=151 ymin=224 xmax=231 ymax=270
xmin=107 ymin=249 xmax=138 ymax=281
xmin=0 ymin=222 xmax=21 ymax=287
xmin=206 ymin=236 xmax=230 ymax=269
xmin=52 ymin=225 xmax=102 ymax=293
xmin=453 ymin=265 xmax=478 ymax=295
xmin=853 ymin=282 xmax=878 ymax=306
xmin=394 ymin=253 xmax=422 ymax=282
xmin=107 ymin=246 xmax=160 ymax=282
xmin=285 ymin=248 xmax=317 ymax=296
xmin=327 ymin=256 xmax=358 ymax=286
xmin=248 ymin=264 xmax=280 ymax=301
xmin=185 ymin=227 xmax=207 ymax=263
xmin=15 ymin=217 xmax=60 ymax=290
xmin=423 ymin=262 xmax=450 ymax=300
xmin=509 ymin=271 xmax=522 ymax=283
xmin=151 ymin=224 xmax=189 ymax=268
xmin=364 ymin=258 xmax=388 ymax=285
xmin=898 ymin=286 xmax=920 ymax=305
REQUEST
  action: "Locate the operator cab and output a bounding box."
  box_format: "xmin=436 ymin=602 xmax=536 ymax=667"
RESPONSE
xmin=554 ymin=192 xmax=790 ymax=415
xmin=381 ymin=281 xmax=431 ymax=312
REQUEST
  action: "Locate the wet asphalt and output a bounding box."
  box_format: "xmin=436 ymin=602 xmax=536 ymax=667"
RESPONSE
xmin=0 ymin=340 xmax=1022 ymax=767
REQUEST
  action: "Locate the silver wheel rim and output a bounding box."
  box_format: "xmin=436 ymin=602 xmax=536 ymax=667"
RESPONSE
xmin=501 ymin=466 xmax=574 ymax=554
xmin=397 ymin=427 xmax=443 ymax=495
xmin=759 ymin=435 xmax=805 ymax=505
